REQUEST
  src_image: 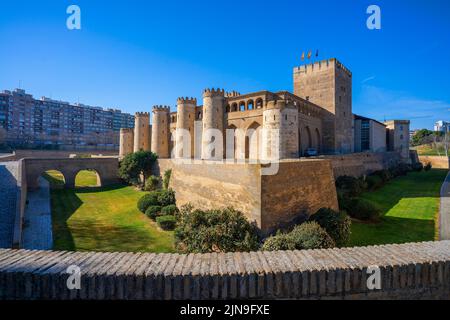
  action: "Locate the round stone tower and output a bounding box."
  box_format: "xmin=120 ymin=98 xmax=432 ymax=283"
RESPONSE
xmin=133 ymin=112 xmax=150 ymax=152
xmin=151 ymin=105 xmax=170 ymax=158
xmin=201 ymin=88 xmax=225 ymax=160
xmin=262 ymin=99 xmax=299 ymax=160
xmin=119 ymin=128 xmax=134 ymax=158
xmin=176 ymin=97 xmax=197 ymax=159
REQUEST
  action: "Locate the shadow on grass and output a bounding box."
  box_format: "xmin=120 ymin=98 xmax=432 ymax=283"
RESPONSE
xmin=349 ymin=169 xmax=447 ymax=247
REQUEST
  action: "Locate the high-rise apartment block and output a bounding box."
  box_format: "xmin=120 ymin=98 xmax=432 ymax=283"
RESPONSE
xmin=0 ymin=89 xmax=134 ymax=149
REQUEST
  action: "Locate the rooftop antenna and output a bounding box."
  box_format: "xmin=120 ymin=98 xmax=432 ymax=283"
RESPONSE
xmin=18 ymin=80 xmax=22 ymax=89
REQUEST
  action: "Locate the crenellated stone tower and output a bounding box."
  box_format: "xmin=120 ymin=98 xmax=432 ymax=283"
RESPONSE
xmin=293 ymin=58 xmax=353 ymax=154
xmin=133 ymin=112 xmax=150 ymax=152
xmin=119 ymin=128 xmax=134 ymax=158
xmin=262 ymin=100 xmax=299 ymax=160
xmin=201 ymin=89 xmax=225 ymax=160
xmin=176 ymin=97 xmax=197 ymax=159
xmin=151 ymin=106 xmax=170 ymax=158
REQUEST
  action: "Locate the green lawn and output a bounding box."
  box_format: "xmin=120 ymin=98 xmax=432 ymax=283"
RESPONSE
xmin=45 ymin=170 xmax=175 ymax=253
xmin=349 ymin=169 xmax=447 ymax=247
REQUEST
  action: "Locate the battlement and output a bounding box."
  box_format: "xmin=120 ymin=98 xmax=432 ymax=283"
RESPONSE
xmin=152 ymin=105 xmax=171 ymax=112
xmin=225 ymin=91 xmax=241 ymax=98
xmin=203 ymin=88 xmax=225 ymax=97
xmin=135 ymin=112 xmax=150 ymax=117
xmin=177 ymin=97 xmax=197 ymax=105
xmin=294 ymin=58 xmax=352 ymax=77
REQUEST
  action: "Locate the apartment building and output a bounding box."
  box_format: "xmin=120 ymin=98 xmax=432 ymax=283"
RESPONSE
xmin=0 ymin=89 xmax=134 ymax=149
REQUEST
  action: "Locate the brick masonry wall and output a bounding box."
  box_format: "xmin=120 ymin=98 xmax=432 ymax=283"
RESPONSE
xmin=0 ymin=241 xmax=449 ymax=300
xmin=419 ymin=156 xmax=449 ymax=169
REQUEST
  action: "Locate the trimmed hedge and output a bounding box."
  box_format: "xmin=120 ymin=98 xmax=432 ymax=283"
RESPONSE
xmin=309 ymin=208 xmax=352 ymax=247
xmin=335 ymin=176 xmax=366 ymax=197
xmin=161 ymin=204 xmax=179 ymax=216
xmin=346 ymin=198 xmax=382 ymax=221
xmin=145 ymin=205 xmax=162 ymax=220
xmin=157 ymin=189 xmax=176 ymax=207
xmin=424 ymin=163 xmax=432 ymax=171
xmin=137 ymin=192 xmax=159 ymax=213
xmin=366 ymin=175 xmax=384 ymax=190
xmin=156 ymin=215 xmax=177 ymax=231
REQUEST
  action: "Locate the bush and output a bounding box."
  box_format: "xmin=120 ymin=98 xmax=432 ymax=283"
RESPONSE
xmin=144 ymin=175 xmax=161 ymax=191
xmin=175 ymin=206 xmax=259 ymax=253
xmin=335 ymin=176 xmax=366 ymax=197
xmin=346 ymin=198 xmax=382 ymax=221
xmin=412 ymin=163 xmax=424 ymax=172
xmin=262 ymin=222 xmax=335 ymax=251
xmin=390 ymin=163 xmax=412 ymax=177
xmin=288 ymin=222 xmax=335 ymax=250
xmin=424 ymin=162 xmax=432 ymax=171
xmin=365 ymin=175 xmax=384 ymax=190
xmin=163 ymin=169 xmax=172 ymax=190
xmin=145 ymin=205 xmax=162 ymax=220
xmin=337 ymin=191 xmax=352 ymax=212
xmin=157 ymin=189 xmax=176 ymax=207
xmin=156 ymin=215 xmax=177 ymax=231
xmin=261 ymin=233 xmax=295 ymax=251
xmin=309 ymin=208 xmax=352 ymax=247
xmin=161 ymin=204 xmax=179 ymax=216
xmin=372 ymin=170 xmax=392 ymax=183
xmin=137 ymin=192 xmax=160 ymax=213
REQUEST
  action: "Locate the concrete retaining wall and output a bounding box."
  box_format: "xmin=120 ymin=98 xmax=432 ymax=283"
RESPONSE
xmin=0 ymin=241 xmax=449 ymax=300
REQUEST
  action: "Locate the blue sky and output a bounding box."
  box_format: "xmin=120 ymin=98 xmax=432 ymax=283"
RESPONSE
xmin=0 ymin=0 xmax=449 ymax=129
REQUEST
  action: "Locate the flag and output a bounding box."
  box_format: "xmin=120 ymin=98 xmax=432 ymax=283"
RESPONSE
xmin=316 ymin=49 xmax=319 ymax=57
xmin=301 ymin=52 xmax=305 ymax=61
xmin=307 ymin=51 xmax=312 ymax=59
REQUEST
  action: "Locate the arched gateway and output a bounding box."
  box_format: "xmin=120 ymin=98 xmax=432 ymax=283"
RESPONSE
xmin=24 ymin=158 xmax=120 ymax=190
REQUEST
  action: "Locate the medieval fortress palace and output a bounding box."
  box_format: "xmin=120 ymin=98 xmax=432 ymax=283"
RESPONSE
xmin=120 ymin=58 xmax=410 ymax=161
xmin=119 ymin=58 xmax=411 ymax=233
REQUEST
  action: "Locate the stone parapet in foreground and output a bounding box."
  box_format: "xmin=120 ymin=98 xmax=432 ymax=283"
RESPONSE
xmin=0 ymin=241 xmax=449 ymax=300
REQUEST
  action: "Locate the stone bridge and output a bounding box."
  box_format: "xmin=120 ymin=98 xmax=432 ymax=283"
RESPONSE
xmin=23 ymin=158 xmax=120 ymax=190
xmin=0 ymin=241 xmax=449 ymax=300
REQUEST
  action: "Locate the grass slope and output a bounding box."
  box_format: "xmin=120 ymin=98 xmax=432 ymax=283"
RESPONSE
xmin=349 ymin=169 xmax=447 ymax=247
xmin=46 ymin=170 xmax=175 ymax=253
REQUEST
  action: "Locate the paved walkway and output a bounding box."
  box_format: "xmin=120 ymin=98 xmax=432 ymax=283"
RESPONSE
xmin=22 ymin=177 xmax=53 ymax=250
xmin=440 ymin=171 xmax=450 ymax=240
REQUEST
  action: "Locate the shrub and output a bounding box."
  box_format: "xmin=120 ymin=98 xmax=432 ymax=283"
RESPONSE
xmin=346 ymin=198 xmax=382 ymax=221
xmin=157 ymin=189 xmax=176 ymax=207
xmin=262 ymin=222 xmax=335 ymax=251
xmin=424 ymin=162 xmax=432 ymax=171
xmin=412 ymin=163 xmax=424 ymax=172
xmin=144 ymin=175 xmax=161 ymax=191
xmin=175 ymin=206 xmax=259 ymax=253
xmin=365 ymin=175 xmax=384 ymax=190
xmin=337 ymin=191 xmax=352 ymax=212
xmin=261 ymin=233 xmax=295 ymax=251
xmin=390 ymin=163 xmax=412 ymax=177
xmin=145 ymin=205 xmax=162 ymax=220
xmin=137 ymin=192 xmax=159 ymax=213
xmin=335 ymin=176 xmax=366 ymax=197
xmin=163 ymin=169 xmax=172 ymax=190
xmin=289 ymin=222 xmax=335 ymax=250
xmin=372 ymin=170 xmax=392 ymax=183
xmin=161 ymin=204 xmax=179 ymax=216
xmin=156 ymin=215 xmax=177 ymax=231
xmin=309 ymin=208 xmax=352 ymax=247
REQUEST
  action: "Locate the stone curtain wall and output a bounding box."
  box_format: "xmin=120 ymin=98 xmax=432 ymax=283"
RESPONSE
xmin=0 ymin=241 xmax=449 ymax=300
xmin=324 ymin=152 xmax=402 ymax=178
xmin=261 ymin=160 xmax=338 ymax=233
xmin=419 ymin=156 xmax=450 ymax=169
xmin=154 ymin=159 xmax=338 ymax=233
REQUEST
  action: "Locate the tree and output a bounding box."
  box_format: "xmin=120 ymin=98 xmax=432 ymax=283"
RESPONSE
xmin=411 ymin=129 xmax=434 ymax=146
xmin=118 ymin=151 xmax=157 ymax=188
